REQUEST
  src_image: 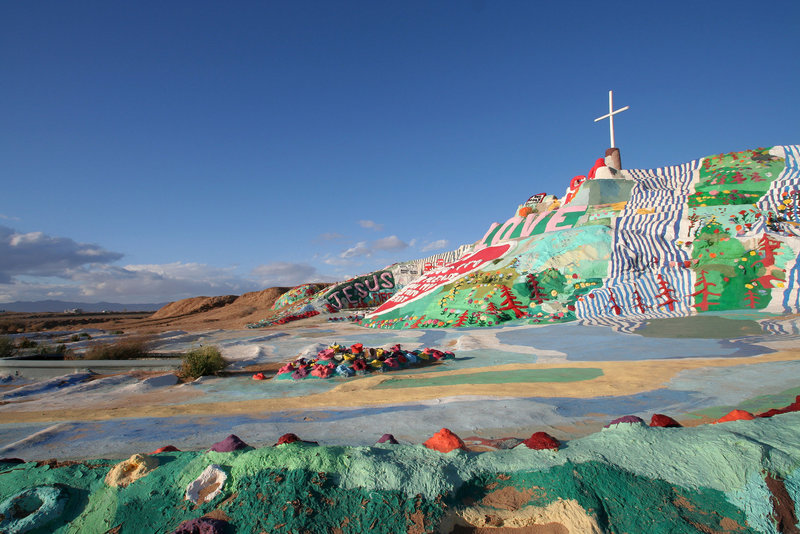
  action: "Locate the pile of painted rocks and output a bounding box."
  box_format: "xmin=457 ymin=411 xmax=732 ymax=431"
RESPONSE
xmin=271 ymin=343 xmax=455 ymax=380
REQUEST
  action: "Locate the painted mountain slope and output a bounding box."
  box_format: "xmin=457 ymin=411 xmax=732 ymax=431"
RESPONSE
xmin=362 ymin=145 xmax=800 ymax=329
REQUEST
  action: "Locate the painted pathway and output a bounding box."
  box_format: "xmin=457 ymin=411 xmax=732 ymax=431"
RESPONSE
xmin=1 ymin=312 xmax=798 ymax=461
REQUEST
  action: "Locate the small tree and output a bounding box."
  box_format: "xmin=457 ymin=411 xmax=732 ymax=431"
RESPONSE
xmin=498 ymin=285 xmax=528 ymax=319
xmin=0 ymin=336 xmax=15 ymax=358
xmin=526 ymin=274 xmax=548 ymax=305
xmin=656 ymin=274 xmax=680 ymax=312
xmin=743 ymin=289 xmax=759 ymax=309
xmin=181 ymin=346 xmax=227 ymax=379
xmin=607 ymin=289 xmax=622 ymax=315
xmin=689 ymin=270 xmax=721 ymax=312
xmin=632 ymin=284 xmax=648 ymax=314
xmin=453 ymin=311 xmax=470 ymax=327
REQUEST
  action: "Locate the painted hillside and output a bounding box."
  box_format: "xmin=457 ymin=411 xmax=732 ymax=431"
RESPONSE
xmin=359 ymin=145 xmax=800 ymax=329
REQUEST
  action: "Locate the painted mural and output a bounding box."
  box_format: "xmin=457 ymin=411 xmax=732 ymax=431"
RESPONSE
xmin=322 ymin=271 xmax=396 ymax=311
xmin=363 ymin=145 xmax=800 ymax=329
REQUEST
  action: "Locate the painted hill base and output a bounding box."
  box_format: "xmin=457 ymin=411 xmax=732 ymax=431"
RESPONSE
xmin=2 ymin=414 xmax=799 ymax=533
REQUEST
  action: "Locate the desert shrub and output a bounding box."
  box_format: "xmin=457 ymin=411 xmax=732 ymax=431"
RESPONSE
xmin=37 ymin=344 xmax=67 ymax=355
xmin=0 ymin=321 xmax=24 ymax=334
xmin=0 ymin=336 xmax=15 ymax=357
xmin=17 ymin=338 xmax=38 ymax=349
xmin=83 ymin=336 xmax=152 ymax=360
xmin=180 ymin=346 xmax=226 ymax=379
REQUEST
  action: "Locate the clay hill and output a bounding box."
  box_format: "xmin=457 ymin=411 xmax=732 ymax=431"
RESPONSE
xmin=128 ymin=285 xmax=330 ymax=332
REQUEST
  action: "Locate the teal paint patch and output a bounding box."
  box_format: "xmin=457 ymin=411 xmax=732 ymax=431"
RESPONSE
xmin=687 ymin=384 xmax=800 ymax=420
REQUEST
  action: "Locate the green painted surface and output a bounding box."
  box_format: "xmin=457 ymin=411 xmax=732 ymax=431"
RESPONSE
xmin=688 ymin=384 xmax=800 ymax=420
xmin=375 ymin=367 xmax=603 ymax=389
xmin=689 ymin=147 xmax=785 ymax=208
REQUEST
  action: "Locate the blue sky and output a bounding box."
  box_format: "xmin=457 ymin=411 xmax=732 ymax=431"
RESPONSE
xmin=1 ymin=1 xmax=798 ymax=304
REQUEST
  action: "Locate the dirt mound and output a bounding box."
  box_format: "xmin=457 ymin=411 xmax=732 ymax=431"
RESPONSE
xmin=151 ymin=295 xmax=238 ymax=319
xmin=116 ymin=287 xmax=302 ymax=332
xmin=233 ymin=287 xmax=292 ymax=308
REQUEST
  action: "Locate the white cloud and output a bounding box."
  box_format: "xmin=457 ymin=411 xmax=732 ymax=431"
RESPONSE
xmin=421 ymin=239 xmax=450 ymax=252
xmin=0 ymin=225 xmax=123 ymax=284
xmin=317 ymin=232 xmax=344 ymax=241
xmin=0 ymin=214 xmax=20 ymax=221
xmin=69 ymin=263 xmax=258 ymax=301
xmin=340 ymin=241 xmax=372 ymax=259
xmin=358 ymin=220 xmax=383 ymax=231
xmin=0 ymin=225 xmax=346 ymax=304
xmin=372 ymin=235 xmax=409 ymax=251
xmin=323 ymin=256 xmax=356 ymax=267
xmin=250 ymin=262 xmax=332 ymax=287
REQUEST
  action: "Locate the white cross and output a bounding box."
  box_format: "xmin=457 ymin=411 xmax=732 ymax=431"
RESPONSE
xmin=594 ymin=90 xmax=629 ymax=148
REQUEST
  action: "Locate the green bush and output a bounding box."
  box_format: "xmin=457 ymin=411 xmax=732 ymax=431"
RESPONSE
xmin=83 ymin=336 xmax=152 ymax=360
xmin=37 ymin=343 xmax=66 ymax=355
xmin=17 ymin=338 xmax=38 ymax=349
xmin=180 ymin=346 xmax=227 ymax=379
xmin=0 ymin=336 xmax=15 ymax=358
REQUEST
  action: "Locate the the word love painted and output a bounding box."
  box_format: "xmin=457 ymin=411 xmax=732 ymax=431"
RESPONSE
xmin=476 ymin=205 xmax=588 ymax=248
xmin=371 ymin=244 xmax=511 ymax=315
xmin=325 ymin=271 xmax=395 ymax=310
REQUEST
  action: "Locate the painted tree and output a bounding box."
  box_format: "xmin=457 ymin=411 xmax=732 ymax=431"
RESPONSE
xmin=656 ymin=274 xmax=680 ymax=312
xmin=689 ymin=270 xmax=721 ymax=312
xmin=743 ymin=289 xmax=759 ymax=309
xmin=453 ymin=311 xmax=470 ymax=327
xmin=607 ymin=289 xmax=622 ymax=315
xmin=526 ymin=274 xmax=548 ymax=305
xmin=754 ymin=234 xmax=783 ymax=269
xmin=498 ymin=285 xmax=528 ymax=319
xmin=752 ymin=271 xmax=783 ymax=290
xmin=632 ymin=284 xmax=648 ymax=314
xmin=486 ymin=302 xmax=500 ymax=317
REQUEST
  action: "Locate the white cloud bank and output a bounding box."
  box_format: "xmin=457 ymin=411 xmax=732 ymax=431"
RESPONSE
xmin=421 ymin=239 xmax=450 ymax=252
xmin=0 ymin=225 xmax=338 ymax=303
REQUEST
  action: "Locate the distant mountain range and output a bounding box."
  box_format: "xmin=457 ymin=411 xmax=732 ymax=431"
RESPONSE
xmin=0 ymin=300 xmax=167 ymax=313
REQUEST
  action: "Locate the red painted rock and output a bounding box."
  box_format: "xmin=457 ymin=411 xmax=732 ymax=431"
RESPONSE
xmin=252 ymin=372 xmax=266 ymax=380
xmin=715 ymin=409 xmax=755 ymax=424
xmin=604 ymin=415 xmax=645 ymax=428
xmin=423 ymin=428 xmax=467 ymax=453
xmin=758 ymin=395 xmax=800 ymax=418
xmin=150 ymin=445 xmax=180 ymax=454
xmin=209 ymin=434 xmax=249 ymax=452
xmin=521 ymin=432 xmax=560 ymax=450
xmin=276 ymin=433 xmax=300 ymax=445
xmin=649 ymin=414 xmax=682 ymax=428
xmin=274 ymin=433 xmax=318 ymax=446
xmin=377 ymin=434 xmax=398 ymax=444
